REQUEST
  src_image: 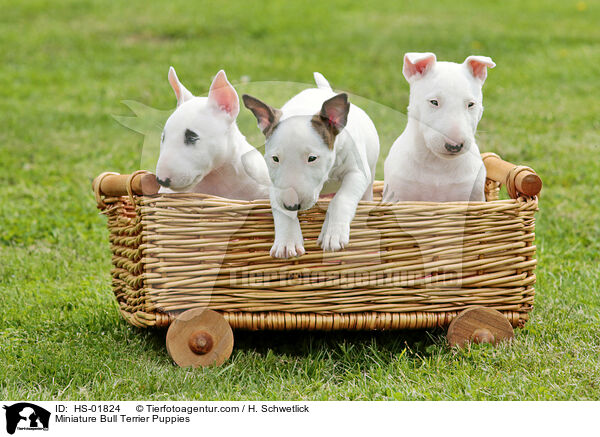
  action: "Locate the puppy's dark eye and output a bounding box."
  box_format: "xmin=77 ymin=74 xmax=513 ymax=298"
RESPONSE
xmin=429 ymin=100 xmax=439 ymax=107
xmin=468 ymin=102 xmax=475 ymax=108
xmin=161 ymin=131 xmax=165 ymax=143
xmin=184 ymin=129 xmax=200 ymax=145
xmin=308 ymin=155 xmax=317 ymax=163
xmin=272 ymin=156 xmax=279 ymax=163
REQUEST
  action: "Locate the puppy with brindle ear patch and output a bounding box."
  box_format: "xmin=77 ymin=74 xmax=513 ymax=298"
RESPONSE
xmin=383 ymin=52 xmax=495 ymax=202
xmin=243 ymin=73 xmax=380 ymax=258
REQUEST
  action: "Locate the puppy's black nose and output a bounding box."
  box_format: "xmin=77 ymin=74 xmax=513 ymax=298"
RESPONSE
xmin=445 ymin=143 xmax=464 ymax=153
xmin=283 ymin=203 xmax=301 ymax=211
xmin=156 ymin=176 xmax=171 ymax=187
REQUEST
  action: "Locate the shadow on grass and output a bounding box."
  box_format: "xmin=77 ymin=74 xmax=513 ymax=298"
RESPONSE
xmin=234 ymin=329 xmax=445 ymax=357
xmin=131 ymin=324 xmax=448 ymax=366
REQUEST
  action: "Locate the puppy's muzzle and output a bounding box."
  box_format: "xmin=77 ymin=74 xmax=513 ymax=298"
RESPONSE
xmin=156 ymin=176 xmax=171 ymax=187
xmin=444 ymin=143 xmax=464 ymax=154
xmin=283 ymin=203 xmax=301 ymax=211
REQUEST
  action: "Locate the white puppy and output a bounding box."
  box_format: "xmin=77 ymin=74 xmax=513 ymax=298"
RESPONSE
xmin=243 ymin=73 xmax=379 ymax=258
xmin=383 ymin=53 xmax=495 ymax=202
xmin=155 ymin=68 xmax=269 ymax=200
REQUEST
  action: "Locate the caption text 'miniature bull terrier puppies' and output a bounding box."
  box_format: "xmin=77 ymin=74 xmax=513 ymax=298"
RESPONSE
xmin=383 ymin=53 xmax=495 ymax=202
xmin=155 ymin=67 xmax=270 ymax=200
xmin=243 ymin=73 xmax=380 ymax=258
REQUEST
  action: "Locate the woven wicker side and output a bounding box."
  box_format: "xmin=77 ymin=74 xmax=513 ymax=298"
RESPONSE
xmin=127 ymin=181 xmax=536 ymax=328
xmin=97 ymin=170 xmax=537 ymax=331
xmin=99 ymin=198 xmax=148 ymax=327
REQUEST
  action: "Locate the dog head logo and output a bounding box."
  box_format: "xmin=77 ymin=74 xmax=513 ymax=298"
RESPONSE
xmin=3 ymin=403 xmax=50 ymax=434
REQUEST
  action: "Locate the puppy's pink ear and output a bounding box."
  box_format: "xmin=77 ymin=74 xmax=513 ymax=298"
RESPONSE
xmin=464 ymin=56 xmax=496 ymax=83
xmin=403 ymin=52 xmax=436 ymax=82
xmin=208 ymin=70 xmax=240 ymax=119
xmin=311 ymin=93 xmax=350 ymax=149
xmin=320 ymin=93 xmax=350 ymax=135
xmin=168 ymin=67 xmax=194 ymax=107
xmin=242 ymin=95 xmax=282 ymax=137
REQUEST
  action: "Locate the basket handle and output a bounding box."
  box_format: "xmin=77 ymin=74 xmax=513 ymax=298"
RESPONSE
xmin=482 ymin=153 xmax=542 ymax=198
xmin=92 ymin=171 xmax=160 ymax=198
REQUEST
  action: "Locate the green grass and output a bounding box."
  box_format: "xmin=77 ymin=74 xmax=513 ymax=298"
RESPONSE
xmin=1 ymin=0 xmax=599 ymax=400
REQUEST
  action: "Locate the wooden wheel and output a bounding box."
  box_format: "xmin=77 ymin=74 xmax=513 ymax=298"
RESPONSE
xmin=166 ymin=308 xmax=234 ymax=367
xmin=447 ymin=307 xmax=515 ymax=348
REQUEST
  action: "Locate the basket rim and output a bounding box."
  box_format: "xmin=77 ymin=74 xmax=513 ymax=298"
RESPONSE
xmin=92 ymin=152 xmax=543 ymax=203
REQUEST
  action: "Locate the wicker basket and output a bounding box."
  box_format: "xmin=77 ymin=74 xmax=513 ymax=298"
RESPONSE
xmin=93 ymin=152 xmax=541 ymax=365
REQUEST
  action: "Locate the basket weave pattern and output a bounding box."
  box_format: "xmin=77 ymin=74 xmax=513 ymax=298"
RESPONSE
xmin=100 ymin=174 xmax=538 ymax=330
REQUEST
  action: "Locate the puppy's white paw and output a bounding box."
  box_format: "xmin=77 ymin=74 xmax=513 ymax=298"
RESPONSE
xmin=270 ymin=239 xmax=305 ymax=259
xmin=318 ymin=223 xmax=350 ymax=252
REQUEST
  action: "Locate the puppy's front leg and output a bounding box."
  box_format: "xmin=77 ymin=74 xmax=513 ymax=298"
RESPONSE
xmin=469 ymin=162 xmax=487 ymax=202
xmin=271 ymin=207 xmax=305 ymax=258
xmin=318 ymin=171 xmax=367 ymax=251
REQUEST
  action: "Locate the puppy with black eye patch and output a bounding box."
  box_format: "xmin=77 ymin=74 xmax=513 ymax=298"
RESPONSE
xmin=243 ymin=72 xmax=380 ymax=259
xmin=155 ymin=67 xmax=270 ymax=200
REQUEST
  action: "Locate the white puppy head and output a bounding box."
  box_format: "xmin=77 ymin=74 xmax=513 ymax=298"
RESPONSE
xmin=403 ymin=52 xmax=495 ymax=158
xmin=155 ymin=68 xmax=239 ymax=191
xmin=19 ymin=407 xmax=36 ymax=424
xmin=243 ymin=93 xmax=350 ymax=212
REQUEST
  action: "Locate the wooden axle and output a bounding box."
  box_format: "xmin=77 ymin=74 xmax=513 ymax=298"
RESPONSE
xmin=188 ymin=331 xmax=214 ymax=355
xmin=471 ymin=328 xmax=495 ymax=344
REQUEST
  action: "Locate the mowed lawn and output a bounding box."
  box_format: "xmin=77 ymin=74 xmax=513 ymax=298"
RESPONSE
xmin=1 ymin=0 xmax=599 ymax=400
